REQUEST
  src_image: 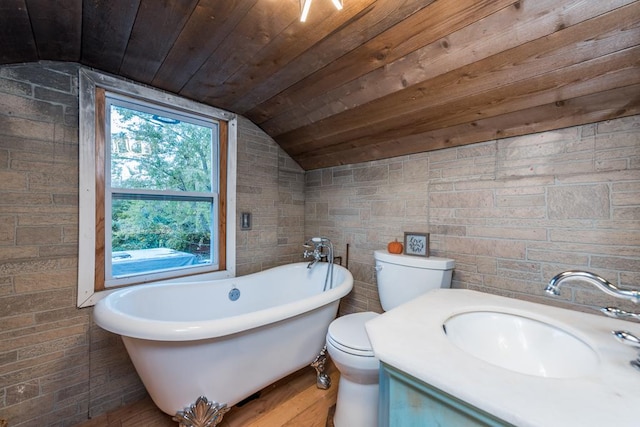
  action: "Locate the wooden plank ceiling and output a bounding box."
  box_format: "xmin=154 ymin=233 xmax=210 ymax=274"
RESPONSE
xmin=1 ymin=0 xmax=639 ymax=170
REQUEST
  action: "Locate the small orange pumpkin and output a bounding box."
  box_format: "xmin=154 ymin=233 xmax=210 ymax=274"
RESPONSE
xmin=387 ymin=239 xmax=403 ymax=254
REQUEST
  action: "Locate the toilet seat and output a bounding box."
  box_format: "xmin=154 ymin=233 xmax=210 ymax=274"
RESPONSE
xmin=327 ymin=312 xmax=378 ymax=357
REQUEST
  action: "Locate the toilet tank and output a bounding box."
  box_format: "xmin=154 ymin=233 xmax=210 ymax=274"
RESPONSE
xmin=374 ymin=250 xmax=455 ymax=311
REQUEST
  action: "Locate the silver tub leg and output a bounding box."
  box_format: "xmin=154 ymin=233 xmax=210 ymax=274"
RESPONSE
xmin=311 ymin=345 xmax=331 ymax=390
xmin=173 ymin=396 xmax=230 ymax=427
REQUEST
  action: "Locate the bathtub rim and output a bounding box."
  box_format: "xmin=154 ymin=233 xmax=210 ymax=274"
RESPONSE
xmin=93 ymin=262 xmax=353 ymax=342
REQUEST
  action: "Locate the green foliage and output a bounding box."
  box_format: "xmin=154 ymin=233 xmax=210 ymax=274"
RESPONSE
xmin=109 ymin=105 xmax=216 ymax=258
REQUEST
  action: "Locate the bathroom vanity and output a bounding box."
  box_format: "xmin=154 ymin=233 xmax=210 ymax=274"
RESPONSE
xmin=365 ymin=289 xmax=640 ymax=427
xmin=379 ymin=362 xmax=512 ymax=426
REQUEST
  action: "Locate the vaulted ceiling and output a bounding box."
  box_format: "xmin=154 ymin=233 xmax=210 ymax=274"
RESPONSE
xmin=1 ymin=0 xmax=639 ymax=170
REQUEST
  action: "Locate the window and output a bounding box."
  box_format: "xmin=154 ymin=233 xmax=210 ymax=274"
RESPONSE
xmin=78 ymin=69 xmax=236 ymax=307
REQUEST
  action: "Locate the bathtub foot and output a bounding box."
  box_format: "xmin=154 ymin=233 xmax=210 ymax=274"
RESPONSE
xmin=172 ymin=396 xmax=230 ymax=427
xmin=311 ymin=345 xmax=331 ymax=390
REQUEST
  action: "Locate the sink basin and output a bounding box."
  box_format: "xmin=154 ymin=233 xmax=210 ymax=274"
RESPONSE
xmin=444 ymin=311 xmax=598 ymax=378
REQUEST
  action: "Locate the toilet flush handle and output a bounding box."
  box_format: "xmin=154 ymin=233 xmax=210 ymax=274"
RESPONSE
xmin=374 ymin=265 xmax=382 ymax=272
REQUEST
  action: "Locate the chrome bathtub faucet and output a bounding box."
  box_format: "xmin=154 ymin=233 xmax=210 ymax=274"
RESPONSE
xmin=303 ymin=237 xmax=335 ymax=291
xmin=303 ymin=237 xmax=334 ymax=268
xmin=303 ymin=242 xmax=322 ymax=269
xmin=545 ymin=270 xmax=640 ymax=372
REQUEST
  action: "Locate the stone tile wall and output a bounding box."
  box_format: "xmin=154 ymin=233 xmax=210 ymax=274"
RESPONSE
xmin=305 ymin=116 xmax=640 ymax=316
xmin=0 ymin=62 xmax=92 ymax=427
xmin=236 ymin=117 xmax=305 ymax=274
xmin=0 ymin=62 xmax=304 ymax=426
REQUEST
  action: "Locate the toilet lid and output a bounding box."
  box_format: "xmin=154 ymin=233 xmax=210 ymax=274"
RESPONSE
xmin=327 ymin=311 xmax=378 ymax=355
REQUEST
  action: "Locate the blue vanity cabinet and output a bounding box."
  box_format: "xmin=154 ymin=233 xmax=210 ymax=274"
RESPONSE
xmin=379 ymin=363 xmax=514 ymax=427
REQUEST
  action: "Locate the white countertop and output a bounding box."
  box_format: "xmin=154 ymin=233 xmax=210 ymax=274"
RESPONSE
xmin=365 ymin=289 xmax=640 ymax=427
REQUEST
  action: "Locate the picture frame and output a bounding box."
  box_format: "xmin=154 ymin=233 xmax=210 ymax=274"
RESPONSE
xmin=403 ymin=232 xmax=429 ymax=257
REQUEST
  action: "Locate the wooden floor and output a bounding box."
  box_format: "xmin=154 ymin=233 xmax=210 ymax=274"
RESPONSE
xmin=76 ymin=364 xmax=338 ymax=427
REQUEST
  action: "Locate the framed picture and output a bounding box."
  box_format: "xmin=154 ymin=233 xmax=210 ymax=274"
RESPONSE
xmin=404 ymin=232 xmax=429 ymax=257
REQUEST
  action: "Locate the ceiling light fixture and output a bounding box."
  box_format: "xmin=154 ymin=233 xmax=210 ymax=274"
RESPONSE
xmin=300 ymin=0 xmax=343 ymax=22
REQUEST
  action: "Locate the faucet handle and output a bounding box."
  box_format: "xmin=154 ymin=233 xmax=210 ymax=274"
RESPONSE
xmin=601 ymin=307 xmax=640 ymax=321
xmin=611 ymin=330 xmax=640 ymax=372
xmin=612 ymin=330 xmax=640 ymax=349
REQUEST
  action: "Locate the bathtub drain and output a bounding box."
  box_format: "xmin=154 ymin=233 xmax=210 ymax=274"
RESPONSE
xmin=228 ymin=287 xmax=240 ymax=301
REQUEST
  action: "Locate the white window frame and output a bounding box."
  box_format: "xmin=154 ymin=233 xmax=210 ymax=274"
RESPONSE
xmin=78 ymin=69 xmax=236 ymax=307
xmin=104 ymin=94 xmax=221 ymax=287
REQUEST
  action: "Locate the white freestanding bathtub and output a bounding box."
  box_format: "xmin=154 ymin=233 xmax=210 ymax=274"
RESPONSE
xmin=93 ymin=262 xmax=353 ymax=419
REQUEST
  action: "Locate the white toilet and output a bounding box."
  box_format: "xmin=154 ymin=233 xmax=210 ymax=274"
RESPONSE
xmin=326 ymin=249 xmax=455 ymax=427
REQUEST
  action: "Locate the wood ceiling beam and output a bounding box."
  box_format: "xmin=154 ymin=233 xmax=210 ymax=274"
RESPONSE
xmin=119 ymin=0 xmax=200 ymax=84
xmin=205 ymin=0 xmax=381 ymax=110
xmin=0 ymin=0 xmax=37 ymax=63
xmin=258 ymin=0 xmax=638 ymax=138
xmin=227 ymin=0 xmax=435 ymax=114
xmin=81 ymin=0 xmax=140 ymax=73
xmin=286 ymin=46 xmax=640 ymax=163
xmin=178 ymin=0 xmax=301 ymax=103
xmin=181 ymin=0 xmax=431 ymax=107
xmin=276 ymin=4 xmax=640 ymax=155
xmin=0 ymin=0 xmax=637 ymax=170
xmin=151 ymin=0 xmax=259 ymax=93
xmin=25 ymin=0 xmax=82 ymax=61
xmin=295 ymin=84 xmax=640 ymax=169
xmin=246 ymin=0 xmax=513 ymax=124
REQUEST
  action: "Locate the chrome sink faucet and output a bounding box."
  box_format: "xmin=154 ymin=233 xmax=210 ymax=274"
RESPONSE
xmin=545 ymin=270 xmax=640 ymax=303
xmin=545 ymin=270 xmax=640 ymax=372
